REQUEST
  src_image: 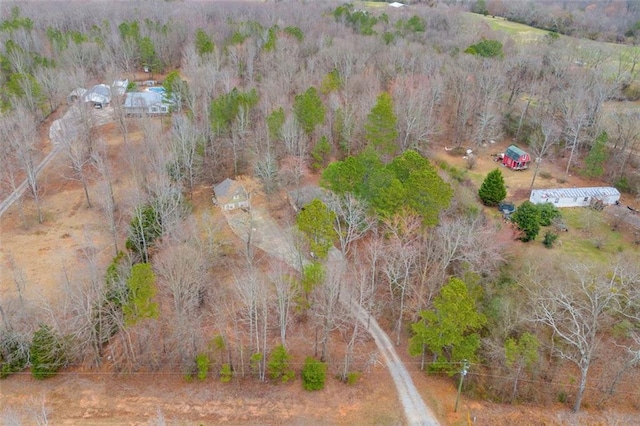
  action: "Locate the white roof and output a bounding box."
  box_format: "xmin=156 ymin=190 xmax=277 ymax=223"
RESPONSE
xmin=389 ymin=2 xmax=405 ymax=7
xmin=83 ymin=84 xmax=111 ymax=104
xmin=531 ymin=187 xmax=620 ymax=199
xmin=112 ymin=79 xmax=129 ymax=96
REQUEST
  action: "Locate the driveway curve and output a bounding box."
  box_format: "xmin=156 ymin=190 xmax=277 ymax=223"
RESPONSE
xmin=222 ymin=205 xmax=439 ymax=425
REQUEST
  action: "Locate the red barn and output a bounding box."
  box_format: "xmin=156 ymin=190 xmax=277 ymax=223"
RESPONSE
xmin=502 ymin=145 xmax=531 ymax=170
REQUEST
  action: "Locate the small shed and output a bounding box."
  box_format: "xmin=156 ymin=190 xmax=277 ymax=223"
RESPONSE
xmin=529 ymin=187 xmax=621 ymax=208
xmin=213 ymin=178 xmax=250 ymax=211
xmin=502 ymin=145 xmax=531 ymax=170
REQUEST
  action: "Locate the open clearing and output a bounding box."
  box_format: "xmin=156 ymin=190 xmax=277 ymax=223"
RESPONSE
xmin=430 ymin=139 xmax=640 ymax=257
xmin=465 ymin=13 xmax=549 ymax=42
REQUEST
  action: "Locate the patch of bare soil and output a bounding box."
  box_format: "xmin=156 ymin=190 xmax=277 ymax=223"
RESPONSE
xmin=0 ymin=362 xmax=403 ymax=425
xmin=0 ymin=114 xmax=129 ymax=304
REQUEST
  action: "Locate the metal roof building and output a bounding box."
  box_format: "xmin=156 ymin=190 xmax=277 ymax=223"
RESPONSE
xmin=530 ymin=187 xmax=620 ymax=208
xmin=83 ymin=84 xmax=111 ymax=108
xmin=123 ymin=91 xmax=170 ymax=115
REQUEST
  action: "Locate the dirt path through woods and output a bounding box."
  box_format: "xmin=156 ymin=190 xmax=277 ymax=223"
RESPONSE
xmin=222 ymin=205 xmax=440 ymax=425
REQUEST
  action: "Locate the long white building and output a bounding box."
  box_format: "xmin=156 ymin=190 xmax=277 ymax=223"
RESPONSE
xmin=529 ymin=187 xmax=620 ymax=208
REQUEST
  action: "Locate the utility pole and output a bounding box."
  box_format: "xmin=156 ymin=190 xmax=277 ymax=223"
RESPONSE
xmin=454 ymin=359 xmax=469 ymax=412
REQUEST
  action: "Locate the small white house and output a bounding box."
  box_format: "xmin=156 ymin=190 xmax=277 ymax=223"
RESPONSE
xmin=530 ymin=187 xmax=621 ymax=208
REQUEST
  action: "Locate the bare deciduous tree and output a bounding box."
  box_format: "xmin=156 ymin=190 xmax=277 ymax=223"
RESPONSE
xmin=382 ymin=213 xmax=421 ymax=346
xmin=529 ymin=115 xmax=560 ymax=191
xmin=92 ymin=146 xmax=119 ymax=255
xmin=34 ymin=66 xmax=65 ymax=114
xmin=55 ymin=231 xmax=112 ymax=366
xmin=235 ymin=270 xmax=269 ymax=381
xmin=154 ymin=240 xmax=208 ymax=323
xmin=60 ymin=111 xmax=93 ymax=208
xmin=268 ymin=261 xmax=298 ymax=346
xmin=447 ymin=56 xmax=477 ymax=146
xmin=154 ymin=235 xmax=209 ymax=369
xmin=311 ymin=256 xmax=347 ymax=362
xmin=608 ymin=111 xmax=640 ymax=180
xmin=327 ymin=192 xmax=374 ymax=259
xmin=339 ymin=262 xmax=374 ymax=382
xmin=529 ymin=260 xmax=624 ymax=412
xmin=393 ymin=74 xmax=442 ymax=153
xmin=169 ymin=115 xmax=201 ymax=198
xmin=472 ymin=62 xmax=504 ymax=146
xmin=7 ymin=104 xmax=43 ymax=223
xmin=0 ymin=122 xmax=27 ymax=226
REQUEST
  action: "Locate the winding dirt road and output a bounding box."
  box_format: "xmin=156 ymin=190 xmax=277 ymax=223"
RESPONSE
xmin=222 ymin=206 xmax=440 ymax=425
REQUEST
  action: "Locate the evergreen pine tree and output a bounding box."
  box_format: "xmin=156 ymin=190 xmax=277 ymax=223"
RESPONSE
xmin=194 ymin=28 xmax=215 ymax=56
xmin=30 ymin=324 xmax=65 ymax=379
xmin=296 ymin=199 xmax=337 ymax=259
xmin=267 ymin=344 xmax=295 ymax=383
xmin=408 ymin=277 xmax=486 ymax=374
xmin=365 ymin=92 xmax=398 ymax=156
xmin=294 ymin=87 xmax=326 ymax=136
xmin=512 ymin=201 xmax=541 ymax=242
xmin=478 ymin=168 xmax=507 ymax=206
xmin=301 ymin=357 xmax=326 ymax=390
xmin=311 ymin=136 xmax=331 ymax=170
xmin=583 ymin=131 xmax=608 ymax=178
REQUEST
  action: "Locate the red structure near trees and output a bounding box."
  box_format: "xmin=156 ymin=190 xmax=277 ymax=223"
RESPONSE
xmin=502 ymin=145 xmax=531 ymax=170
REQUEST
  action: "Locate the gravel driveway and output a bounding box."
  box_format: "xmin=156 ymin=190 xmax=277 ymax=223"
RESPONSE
xmin=222 ymin=205 xmax=440 ymax=426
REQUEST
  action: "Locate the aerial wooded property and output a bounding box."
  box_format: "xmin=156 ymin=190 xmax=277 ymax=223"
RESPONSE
xmin=1 ymin=0 xmax=640 ymax=424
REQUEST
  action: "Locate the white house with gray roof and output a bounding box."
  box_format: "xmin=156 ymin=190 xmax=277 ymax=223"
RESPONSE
xmin=529 ymin=187 xmax=620 ymax=208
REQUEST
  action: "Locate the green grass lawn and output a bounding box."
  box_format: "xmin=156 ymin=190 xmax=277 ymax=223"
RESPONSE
xmin=464 ymin=12 xmax=629 ymax=75
xmin=464 ymin=13 xmax=549 ymax=42
xmin=553 ymin=208 xmax=630 ymax=261
xmin=360 ymin=1 xmax=391 ymax=8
